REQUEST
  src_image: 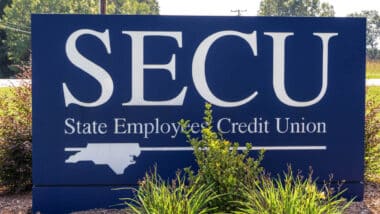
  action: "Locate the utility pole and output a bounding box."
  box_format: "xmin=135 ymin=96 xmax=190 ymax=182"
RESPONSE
xmin=99 ymin=0 xmax=107 ymax=14
xmin=231 ymin=9 xmax=247 ymax=16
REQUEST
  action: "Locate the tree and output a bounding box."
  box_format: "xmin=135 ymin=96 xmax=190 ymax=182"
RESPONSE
xmin=107 ymin=0 xmax=159 ymax=14
xmin=1 ymin=0 xmax=159 ymax=63
xmin=258 ymin=0 xmax=335 ymax=17
xmin=349 ymin=10 xmax=380 ymax=60
xmin=0 ymin=0 xmax=12 ymax=77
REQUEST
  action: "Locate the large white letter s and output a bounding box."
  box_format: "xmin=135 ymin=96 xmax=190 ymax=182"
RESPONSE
xmin=63 ymin=29 xmax=113 ymax=107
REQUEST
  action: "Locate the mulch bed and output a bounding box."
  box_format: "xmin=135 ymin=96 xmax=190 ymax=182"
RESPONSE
xmin=0 ymin=191 xmax=31 ymax=214
xmin=1 ymin=183 xmax=379 ymax=214
xmin=344 ymin=182 xmax=380 ymax=214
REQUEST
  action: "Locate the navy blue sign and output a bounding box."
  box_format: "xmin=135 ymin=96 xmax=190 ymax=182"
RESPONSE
xmin=32 ymin=15 xmax=365 ymax=213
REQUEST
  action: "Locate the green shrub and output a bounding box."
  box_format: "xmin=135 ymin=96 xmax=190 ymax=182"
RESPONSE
xmin=179 ymin=103 xmax=264 ymax=212
xmin=234 ymin=167 xmax=352 ymax=214
xmin=365 ymin=87 xmax=380 ymax=182
xmin=120 ymin=103 xmax=353 ymax=213
xmin=0 ymin=64 xmax=32 ymax=192
xmin=119 ymin=168 xmax=219 ymax=214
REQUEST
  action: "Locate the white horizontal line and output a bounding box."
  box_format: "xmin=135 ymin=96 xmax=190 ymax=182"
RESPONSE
xmin=65 ymin=145 xmax=327 ymax=152
xmin=65 ymin=148 xmax=84 ymax=151
xmin=141 ymin=147 xmax=193 ymax=151
xmin=140 ymin=146 xmax=327 ymax=151
xmin=249 ymin=146 xmax=327 ymax=150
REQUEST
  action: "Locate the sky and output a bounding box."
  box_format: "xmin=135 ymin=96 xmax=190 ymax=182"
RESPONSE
xmin=158 ymin=0 xmax=380 ymax=17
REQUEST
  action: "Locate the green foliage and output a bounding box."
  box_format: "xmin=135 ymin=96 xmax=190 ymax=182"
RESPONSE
xmin=258 ymin=0 xmax=335 ymax=17
xmin=119 ymin=168 xmax=219 ymax=214
xmin=107 ymin=0 xmax=159 ymax=15
xmin=234 ymin=167 xmax=352 ymax=214
xmin=0 ymin=0 xmax=12 ymax=17
xmin=349 ymin=10 xmax=380 ymax=60
xmin=120 ymin=103 xmax=355 ymax=213
xmin=179 ymin=103 xmax=265 ymax=212
xmin=365 ymin=87 xmax=380 ymax=182
xmin=0 ymin=29 xmax=12 ymax=78
xmin=0 ymin=64 xmax=32 ymax=192
xmin=1 ymin=0 xmax=159 ymax=63
xmin=0 ymin=0 xmax=12 ymax=77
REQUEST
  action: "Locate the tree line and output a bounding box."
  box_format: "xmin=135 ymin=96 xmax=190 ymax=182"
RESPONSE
xmin=0 ymin=0 xmax=159 ymax=77
xmin=258 ymin=0 xmax=380 ymax=60
xmin=0 ymin=0 xmax=379 ymax=77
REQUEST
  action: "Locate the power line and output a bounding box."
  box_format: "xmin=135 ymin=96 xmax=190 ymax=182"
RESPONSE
xmin=0 ymin=23 xmax=30 ymax=35
xmin=3 ymin=20 xmax=30 ymax=30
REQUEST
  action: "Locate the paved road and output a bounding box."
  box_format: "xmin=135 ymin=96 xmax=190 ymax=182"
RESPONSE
xmin=366 ymin=79 xmax=380 ymax=86
xmin=0 ymin=79 xmax=30 ymax=87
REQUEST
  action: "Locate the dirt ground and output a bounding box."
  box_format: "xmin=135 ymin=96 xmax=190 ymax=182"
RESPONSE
xmin=0 ymin=191 xmax=31 ymax=214
xmin=0 ymin=182 xmax=379 ymax=214
xmin=344 ymin=182 xmax=380 ymax=214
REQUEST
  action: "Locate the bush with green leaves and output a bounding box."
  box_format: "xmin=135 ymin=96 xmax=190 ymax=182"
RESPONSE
xmin=119 ymin=168 xmax=219 ymax=214
xmin=365 ymin=87 xmax=380 ymax=182
xmin=0 ymin=64 xmax=32 ymax=192
xmin=235 ymin=167 xmax=352 ymax=214
xmin=121 ymin=103 xmax=353 ymax=213
xmin=179 ymin=103 xmax=264 ymax=212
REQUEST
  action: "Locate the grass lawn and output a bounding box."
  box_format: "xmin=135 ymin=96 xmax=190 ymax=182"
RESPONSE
xmin=367 ymin=86 xmax=380 ymax=103
xmin=367 ymin=60 xmax=380 ymax=79
xmin=0 ymin=87 xmax=11 ymax=94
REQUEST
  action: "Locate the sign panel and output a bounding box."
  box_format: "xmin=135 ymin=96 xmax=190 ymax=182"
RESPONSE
xmin=32 ymin=15 xmax=365 ymax=213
